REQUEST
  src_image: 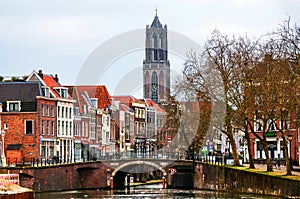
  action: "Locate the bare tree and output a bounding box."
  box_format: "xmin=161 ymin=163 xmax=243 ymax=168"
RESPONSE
xmin=261 ymin=17 xmax=300 ymax=175
xmin=173 ymin=51 xmax=213 ymax=157
xmin=174 ymin=17 xmax=299 ymax=172
xmin=204 ymin=30 xmax=241 ymax=166
xmin=228 ymin=35 xmax=261 ymax=169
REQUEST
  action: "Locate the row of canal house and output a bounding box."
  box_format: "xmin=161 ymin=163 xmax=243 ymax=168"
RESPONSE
xmin=0 ymin=70 xmax=168 ymax=164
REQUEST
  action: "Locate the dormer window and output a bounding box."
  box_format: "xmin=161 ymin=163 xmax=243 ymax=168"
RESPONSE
xmin=7 ymin=101 xmax=21 ymax=112
xmin=41 ymin=86 xmax=50 ymax=97
xmin=61 ymin=89 xmax=67 ymax=98
xmin=54 ymin=87 xmax=68 ymax=99
xmin=74 ymin=107 xmax=79 ymax=116
xmin=90 ymin=98 xmax=98 ymax=108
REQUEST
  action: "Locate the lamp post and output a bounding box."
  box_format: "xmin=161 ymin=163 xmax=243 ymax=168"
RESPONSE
xmin=0 ymin=130 xmax=6 ymax=167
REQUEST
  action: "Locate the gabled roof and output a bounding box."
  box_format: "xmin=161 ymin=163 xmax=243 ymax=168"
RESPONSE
xmin=112 ymin=95 xmax=140 ymax=108
xmin=43 ymin=75 xmax=60 ymax=88
xmin=142 ymin=98 xmax=166 ymax=113
xmin=120 ymin=104 xmax=132 ymax=112
xmin=67 ymin=86 xmax=90 ymax=114
xmin=68 ymin=86 xmax=111 ymax=111
xmin=26 ymin=70 xmax=71 ymax=100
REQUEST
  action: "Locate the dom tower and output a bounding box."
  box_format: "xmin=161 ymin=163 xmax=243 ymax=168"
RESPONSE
xmin=143 ymin=12 xmax=170 ymax=103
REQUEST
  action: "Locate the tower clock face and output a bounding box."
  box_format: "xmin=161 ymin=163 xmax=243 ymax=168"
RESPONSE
xmin=152 ymin=84 xmax=157 ymax=91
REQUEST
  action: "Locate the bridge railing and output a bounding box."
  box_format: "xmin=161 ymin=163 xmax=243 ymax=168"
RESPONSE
xmin=185 ymin=153 xmax=244 ymax=166
xmin=3 ymin=152 xmax=180 ymax=168
xmin=97 ymin=152 xmax=180 ymax=161
xmin=2 ymin=152 xmax=242 ymax=168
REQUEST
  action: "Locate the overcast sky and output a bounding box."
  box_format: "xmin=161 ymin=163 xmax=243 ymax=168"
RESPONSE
xmin=0 ymin=0 xmax=299 ymax=97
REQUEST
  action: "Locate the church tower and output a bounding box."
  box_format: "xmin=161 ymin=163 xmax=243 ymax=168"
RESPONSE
xmin=143 ymin=11 xmax=170 ymax=103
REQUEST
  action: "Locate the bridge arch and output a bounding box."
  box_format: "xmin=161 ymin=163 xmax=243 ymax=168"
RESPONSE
xmin=111 ymin=160 xmax=167 ymax=177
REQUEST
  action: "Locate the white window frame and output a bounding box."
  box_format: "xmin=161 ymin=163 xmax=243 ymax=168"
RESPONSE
xmin=280 ymin=119 xmax=290 ymax=130
xmin=298 ymin=128 xmax=300 ymax=142
xmin=267 ymin=119 xmax=276 ymax=132
xmin=41 ymin=86 xmax=50 ymax=97
xmin=254 ymin=118 xmax=263 ymax=132
xmin=42 ymin=104 xmax=45 ymax=116
xmin=7 ymin=101 xmax=21 ymax=112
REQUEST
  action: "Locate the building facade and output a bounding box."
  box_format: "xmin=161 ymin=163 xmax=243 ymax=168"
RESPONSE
xmin=0 ymin=81 xmax=56 ymax=164
xmin=27 ymin=70 xmax=74 ymax=163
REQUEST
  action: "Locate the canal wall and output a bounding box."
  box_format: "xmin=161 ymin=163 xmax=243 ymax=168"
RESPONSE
xmin=0 ymin=162 xmax=112 ymax=192
xmin=194 ymin=162 xmax=300 ymax=197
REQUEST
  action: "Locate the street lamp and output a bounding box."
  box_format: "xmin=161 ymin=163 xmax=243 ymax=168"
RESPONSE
xmin=0 ymin=130 xmax=6 ymax=167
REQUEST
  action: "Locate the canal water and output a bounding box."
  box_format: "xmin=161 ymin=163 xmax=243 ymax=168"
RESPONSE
xmin=34 ymin=183 xmax=281 ymax=199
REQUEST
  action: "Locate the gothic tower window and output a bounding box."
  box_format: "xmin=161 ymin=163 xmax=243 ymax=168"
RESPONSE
xmin=151 ymin=71 xmax=158 ymax=103
xmin=144 ymin=71 xmax=150 ymax=98
xmin=159 ymin=71 xmax=164 ymax=100
xmin=153 ymin=34 xmax=158 ymax=61
xmin=152 ymin=33 xmax=158 ymax=48
xmin=160 ymin=34 xmax=164 ymax=49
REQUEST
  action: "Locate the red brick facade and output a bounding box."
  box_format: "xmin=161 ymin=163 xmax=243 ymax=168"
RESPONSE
xmin=1 ymin=112 xmax=39 ymax=163
xmin=0 ymin=97 xmax=58 ymax=164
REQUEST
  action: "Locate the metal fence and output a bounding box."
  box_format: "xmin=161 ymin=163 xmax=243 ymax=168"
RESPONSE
xmin=3 ymin=153 xmax=240 ymax=168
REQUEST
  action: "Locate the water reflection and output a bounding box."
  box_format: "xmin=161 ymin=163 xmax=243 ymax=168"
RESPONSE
xmin=35 ymin=183 xmax=281 ymax=199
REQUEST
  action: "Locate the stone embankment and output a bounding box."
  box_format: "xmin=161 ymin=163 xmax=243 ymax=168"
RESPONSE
xmin=194 ymin=162 xmax=300 ymax=197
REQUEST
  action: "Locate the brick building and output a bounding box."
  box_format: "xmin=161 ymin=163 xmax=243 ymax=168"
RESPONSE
xmin=27 ymin=70 xmax=74 ymax=163
xmin=68 ymin=85 xmax=114 ymax=159
xmin=0 ymin=81 xmax=56 ymax=164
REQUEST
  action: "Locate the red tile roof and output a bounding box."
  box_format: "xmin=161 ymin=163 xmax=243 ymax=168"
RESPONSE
xmin=143 ymin=98 xmax=166 ymax=113
xmin=112 ymin=95 xmax=140 ymax=108
xmin=43 ymin=75 xmax=60 ymax=87
xmin=69 ymin=86 xmax=111 ymax=110
xmin=42 ymin=75 xmax=61 ymax=98
xmin=120 ymin=104 xmax=131 ymax=112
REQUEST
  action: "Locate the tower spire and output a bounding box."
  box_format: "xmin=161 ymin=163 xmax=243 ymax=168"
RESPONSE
xmin=150 ymin=7 xmax=162 ymax=28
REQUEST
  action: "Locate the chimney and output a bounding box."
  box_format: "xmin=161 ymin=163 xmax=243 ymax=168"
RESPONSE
xmin=54 ymin=74 xmax=59 ymax=83
xmin=38 ymin=70 xmax=43 ymax=79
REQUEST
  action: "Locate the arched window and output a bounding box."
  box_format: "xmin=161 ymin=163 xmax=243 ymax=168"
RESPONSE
xmin=160 ymin=35 xmax=164 ymax=49
xmin=159 ymin=71 xmax=164 ymax=99
xmin=152 ymin=33 xmax=158 ymax=48
xmin=151 ymin=71 xmax=158 ymax=103
xmin=152 ymin=34 xmax=158 ymax=61
xmin=144 ymin=71 xmax=150 ymax=98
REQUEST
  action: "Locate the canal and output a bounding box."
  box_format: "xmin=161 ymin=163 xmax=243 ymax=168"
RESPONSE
xmin=34 ymin=183 xmax=281 ymax=199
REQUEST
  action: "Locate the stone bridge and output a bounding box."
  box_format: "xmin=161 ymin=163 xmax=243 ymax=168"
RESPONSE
xmin=102 ymin=158 xmax=175 ymax=188
xmin=104 ymin=158 xmax=173 ymax=176
xmin=2 ymin=158 xmax=194 ymax=192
